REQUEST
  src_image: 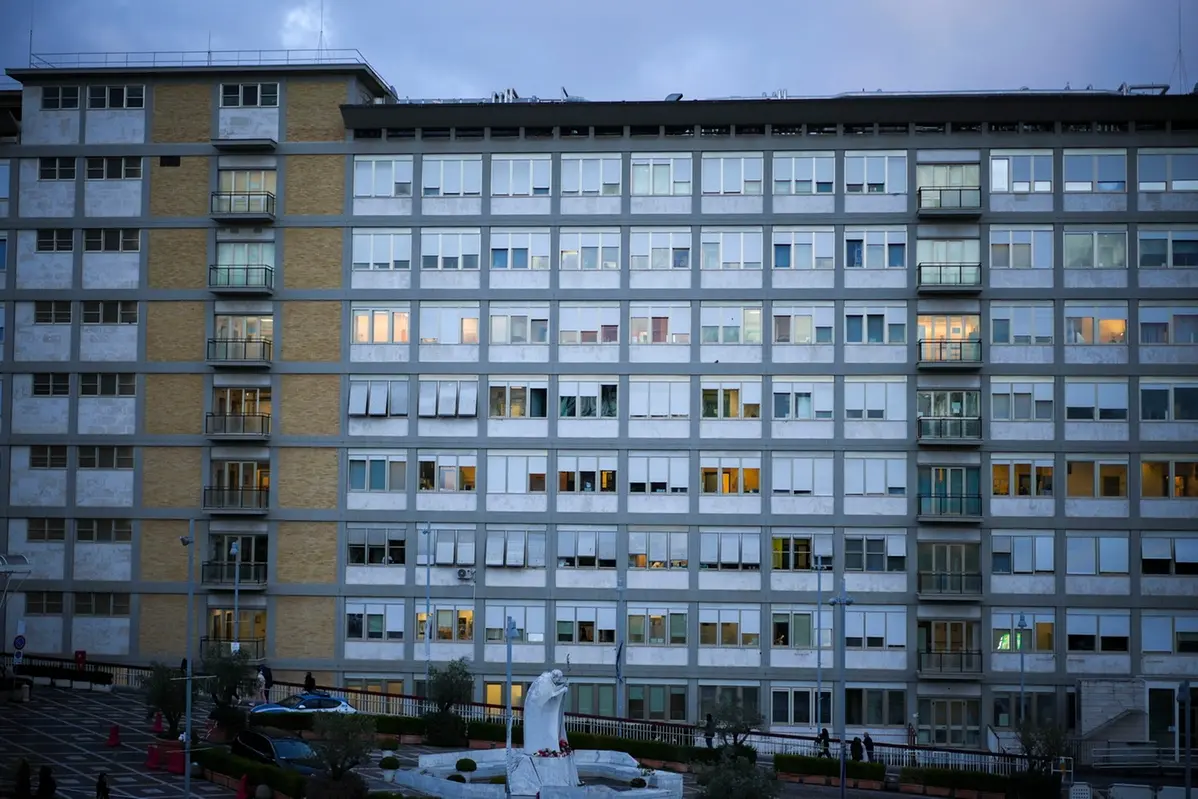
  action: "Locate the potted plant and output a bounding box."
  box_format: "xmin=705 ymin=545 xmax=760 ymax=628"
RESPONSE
xmin=379 ymin=737 xmax=399 ymax=757
xmin=378 ymin=756 xmax=399 ymax=783
xmin=455 ymin=758 xmax=477 ymax=783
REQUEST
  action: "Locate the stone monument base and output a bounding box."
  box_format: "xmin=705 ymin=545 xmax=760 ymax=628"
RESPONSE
xmin=507 ymin=751 xmax=581 ymax=796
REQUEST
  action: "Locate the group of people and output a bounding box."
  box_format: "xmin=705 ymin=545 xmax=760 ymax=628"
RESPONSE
xmin=817 ymin=727 xmax=877 ymax=762
xmin=11 ymin=761 xmax=58 ymax=799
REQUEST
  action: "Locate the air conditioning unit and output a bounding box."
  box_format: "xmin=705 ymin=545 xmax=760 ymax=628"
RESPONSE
xmin=457 ymin=568 xmax=475 ymax=581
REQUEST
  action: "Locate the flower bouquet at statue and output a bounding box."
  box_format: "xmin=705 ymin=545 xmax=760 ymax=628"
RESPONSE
xmin=507 ymin=671 xmax=581 ymax=793
xmin=533 ymin=740 xmax=573 ymax=758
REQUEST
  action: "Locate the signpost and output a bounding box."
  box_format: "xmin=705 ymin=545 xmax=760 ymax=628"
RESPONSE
xmin=12 ymin=634 xmax=25 ymax=667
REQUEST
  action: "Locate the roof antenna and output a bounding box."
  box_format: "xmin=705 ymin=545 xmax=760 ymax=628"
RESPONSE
xmin=27 ymin=0 xmax=35 ymax=67
xmin=316 ymin=0 xmax=326 ymax=58
xmin=1168 ymin=0 xmax=1189 ymax=93
xmin=207 ymin=31 xmax=213 ymax=66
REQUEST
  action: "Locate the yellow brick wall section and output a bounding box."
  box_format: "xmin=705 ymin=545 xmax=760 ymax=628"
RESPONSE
xmin=273 ymin=597 xmax=335 ymax=660
xmin=142 ymin=448 xmax=203 ymax=508
xmin=151 ymin=83 xmax=212 ymax=143
xmin=282 ymin=302 xmax=341 ymax=362
xmin=280 ymin=375 xmax=341 ymax=436
xmin=147 ymin=229 xmax=208 ymax=290
xmin=149 ymin=156 xmax=210 ymax=218
xmin=282 ymin=228 xmax=342 ymax=290
xmin=284 ymin=155 xmax=345 ymax=216
xmin=138 ymin=594 xmax=192 ymax=658
xmin=277 ymin=448 xmax=339 ymax=509
xmin=145 ymin=302 xmax=206 ymax=362
xmin=145 ymin=375 xmax=204 ymax=435
xmin=284 ymin=79 xmax=347 ymax=143
xmin=139 ymin=520 xmax=195 ymax=581
xmin=275 ymin=523 xmax=337 ymax=584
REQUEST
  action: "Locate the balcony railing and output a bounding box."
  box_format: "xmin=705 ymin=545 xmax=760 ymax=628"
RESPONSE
xmin=208 ymin=265 xmax=275 ymax=293
xmin=917 ymin=186 xmax=982 ymax=213
xmin=918 ymin=340 xmax=983 ymax=365
xmin=917 ymin=417 xmax=983 ymax=441
xmin=206 ymin=338 xmax=273 ymax=365
xmin=203 ymin=487 xmax=269 ymax=512
xmin=918 ymin=571 xmax=983 ymax=596
xmin=919 ymin=650 xmax=983 ymax=674
xmin=210 ymin=191 xmax=276 ymax=219
xmin=917 ymin=263 xmax=983 ymax=289
xmin=202 ymin=561 xmax=268 ymax=586
xmin=205 ymin=413 xmax=272 ymax=437
xmin=919 ymin=494 xmax=983 ymax=519
xmin=200 ymin=636 xmax=265 ymax=660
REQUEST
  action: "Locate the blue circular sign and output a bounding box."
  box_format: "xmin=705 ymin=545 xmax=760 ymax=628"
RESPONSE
xmin=12 ymin=635 xmax=26 ymax=651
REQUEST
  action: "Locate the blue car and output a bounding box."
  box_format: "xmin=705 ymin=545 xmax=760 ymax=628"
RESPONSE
xmin=249 ymin=692 xmax=358 ymax=715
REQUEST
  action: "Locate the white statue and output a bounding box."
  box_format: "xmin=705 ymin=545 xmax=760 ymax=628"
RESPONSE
xmin=522 ymin=669 xmax=570 ymax=754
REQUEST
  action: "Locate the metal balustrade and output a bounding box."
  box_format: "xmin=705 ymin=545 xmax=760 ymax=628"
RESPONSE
xmin=918 ymin=494 xmax=983 ymax=518
xmin=917 ymin=262 xmax=983 ymax=289
xmin=917 ymin=417 xmax=983 ymax=441
xmin=210 ymin=191 xmax=276 ymax=219
xmin=199 ymin=637 xmax=266 ymax=660
xmin=208 ymin=265 xmax=275 ymax=292
xmin=918 ymin=571 xmax=983 ymax=596
xmin=919 ymin=649 xmax=984 ymax=674
xmin=201 ymin=561 xmax=268 ymax=586
xmin=205 ymin=413 xmax=272 ymax=437
xmin=918 ymin=339 xmax=983 ymax=364
xmin=917 ymin=186 xmax=982 ymax=212
xmin=206 ymin=338 xmax=273 ymax=364
xmin=202 ymin=487 xmax=269 ymax=512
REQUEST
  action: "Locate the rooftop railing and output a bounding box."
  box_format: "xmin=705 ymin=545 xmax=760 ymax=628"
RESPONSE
xmin=29 ymin=49 xmax=377 ymax=70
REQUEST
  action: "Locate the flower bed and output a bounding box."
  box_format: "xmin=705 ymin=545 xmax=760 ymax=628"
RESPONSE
xmin=774 ymin=753 xmax=885 ymax=788
xmin=192 ymin=747 xmax=307 ymax=799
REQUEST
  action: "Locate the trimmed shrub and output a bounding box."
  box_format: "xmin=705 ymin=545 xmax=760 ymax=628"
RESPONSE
xmin=775 ymin=754 xmax=885 ymax=781
xmin=447 ymin=774 xmax=465 ymax=783
xmin=454 ymin=758 xmax=477 ymax=773
xmin=630 ymin=777 xmax=647 ymax=788
xmin=378 ymin=756 xmax=399 ymax=770
xmin=488 ymin=775 xmax=506 ymax=785
xmin=378 ymin=738 xmax=399 ymax=751
xmin=193 ymin=746 xmax=307 ymax=799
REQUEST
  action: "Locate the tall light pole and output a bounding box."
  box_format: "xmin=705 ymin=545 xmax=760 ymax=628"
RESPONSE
xmin=1016 ymin=613 xmax=1028 ymax=727
xmin=423 ymin=524 xmax=432 ymax=695
xmin=829 ymin=579 xmax=854 ymax=799
xmin=615 ymin=576 xmax=625 ymax=724
xmin=181 ymin=524 xmax=196 ymax=799
xmin=230 ymin=541 xmax=241 ymax=649
xmin=1180 ymin=680 xmax=1192 ymax=799
xmin=815 ymin=560 xmax=823 ymax=731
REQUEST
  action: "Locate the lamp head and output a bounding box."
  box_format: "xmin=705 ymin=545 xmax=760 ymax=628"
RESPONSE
xmin=179 ymin=536 xmax=194 ymax=547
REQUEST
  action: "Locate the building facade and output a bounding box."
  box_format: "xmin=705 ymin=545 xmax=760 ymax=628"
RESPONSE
xmin=1 ymin=51 xmax=1197 ymax=749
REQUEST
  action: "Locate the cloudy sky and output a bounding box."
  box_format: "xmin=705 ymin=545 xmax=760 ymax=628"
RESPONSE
xmin=0 ymin=0 xmax=1192 ymax=100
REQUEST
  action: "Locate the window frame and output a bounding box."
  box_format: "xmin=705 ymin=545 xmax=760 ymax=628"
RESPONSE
xmin=1065 ymin=611 xmax=1130 ymax=653
xmin=26 ymin=518 xmax=67 ymax=543
xmin=74 ymin=592 xmax=131 ymax=617
xmin=1137 ymin=149 xmax=1198 ymax=192
xmin=700 ymin=380 xmax=762 ymax=420
xmin=557 ymin=453 xmax=618 ymax=494
xmin=490 ymin=229 xmax=551 ymax=271
xmin=86 ymin=85 xmax=144 ymax=110
xmin=1141 ymin=458 xmax=1198 ymax=499
xmin=773 ymin=379 xmax=834 ymax=421
xmin=346 ymin=378 xmax=408 ymax=419
xmin=556 ymin=529 xmax=617 ymax=569
xmin=85 ymin=156 xmax=141 ymax=181
xmin=483 ymin=603 xmax=546 ymax=642
xmin=1063 ymin=380 xmax=1129 ymax=422
xmin=626 ymin=605 xmax=688 ymax=646
xmin=1063 ymin=458 xmax=1129 ymax=498
xmin=1063 ymin=304 xmax=1128 ymax=346
xmin=417 ymin=303 xmax=480 ymax=345
xmin=414 ymin=528 xmax=475 ymax=567
xmin=219 ymin=83 xmax=279 ymax=108
xmin=79 ymin=373 xmax=136 ymax=397
xmin=77 ymin=445 xmax=134 ymax=470
xmin=25 ymin=591 xmax=66 ymax=615
xmin=843 ymin=455 xmax=908 ymax=497
xmin=32 ymin=373 xmax=70 ymax=398
xmin=844 ymin=152 xmax=908 ymax=194
xmin=489 ymin=304 xmax=550 ymax=345
xmin=346 ymin=526 xmax=406 ymax=567
xmin=990 ymin=226 xmax=1053 ymax=269
xmin=351 ymin=304 xmax=410 ymax=344
xmin=485 ymin=453 xmax=549 ymax=495
xmin=627 ymin=530 xmax=689 ymax=569
xmin=345 ymin=601 xmax=406 ymax=642
xmin=990 ymin=150 xmax=1053 ymax=194
xmin=347 ymin=452 xmax=407 ymax=494
xmin=38 ymin=156 xmax=76 ymax=181
xmin=697 ymin=606 xmax=761 ymax=648
xmin=844 ymin=305 xmax=907 ymax=345
xmin=560 ymin=154 xmax=621 ymax=197
xmin=483 ymin=529 xmax=548 ymax=569
xmin=697 ymin=530 xmax=762 ymax=571
xmin=698 ymin=454 xmax=762 ymax=496
xmin=699 ymin=304 xmax=764 ymax=344
xmin=628 ymin=379 xmax=690 ymax=420
xmin=991 ymin=457 xmax=1055 ymax=498
xmin=488 ymin=379 xmax=549 ymax=419
xmin=416 ymin=452 xmax=477 ymax=492
xmin=30 ymin=445 xmax=69 ymax=469
xmin=992 ymin=612 xmax=1056 ymax=653
xmin=415 ymin=379 xmax=478 ymax=419
xmin=630 ymin=302 xmax=691 ymax=346
xmin=844 ymin=378 xmax=906 ymax=422
xmin=75 ymin=518 xmax=133 ymax=543
xmin=352 ymin=156 xmax=413 ymax=198
xmin=491 ymin=154 xmax=552 ymax=197
xmin=771 ymin=533 xmax=834 ymax=572
xmin=1139 ymin=304 xmax=1198 ymax=346
xmin=558 ymin=303 xmax=619 ymax=346
xmin=772 ymin=152 xmax=835 ymax=195
xmin=420 ymin=229 xmax=482 ymax=271
xmin=630 ymin=154 xmax=692 ymax=197
xmin=81 ymin=300 xmax=139 ymax=324
xmin=1066 ymin=536 xmax=1130 ymax=576
xmin=36 ymin=229 xmax=73 ymax=252
xmin=1139 ymin=381 xmax=1198 ymax=422
xmin=41 ymin=86 xmax=80 ymax=110
xmin=630 ymin=228 xmax=691 ymax=271
xmin=559 ymin=228 xmax=620 ymax=271
xmin=991 ymin=534 xmax=1055 ymax=575
xmin=627 ymin=453 xmax=690 ymax=496
xmin=845 ymin=227 xmax=908 ymax=270
xmin=701 ymin=153 xmax=764 ymax=196
xmin=421 ymin=155 xmax=483 ymax=198
xmin=1063 ymin=150 xmax=1127 ymax=193
xmin=351 ymin=230 xmax=412 ymax=271
xmin=771 ymin=454 xmax=834 ymax=497
xmin=416 ymin=604 xmax=475 ymax=643
xmin=991 ymin=380 xmax=1054 ymax=422
xmin=1063 ymin=229 xmax=1128 ymax=269
xmin=773 ymin=227 xmax=835 ymax=270
xmin=1140 ymin=536 xmax=1198 ymax=576
xmin=83 ymin=228 xmax=140 ymax=253
xmin=699 ymin=228 xmax=764 ymax=270
xmin=844 ymin=534 xmax=907 ymax=573
xmin=1138 ymin=229 xmax=1198 ymax=269
xmin=555 ymin=603 xmax=618 ymax=645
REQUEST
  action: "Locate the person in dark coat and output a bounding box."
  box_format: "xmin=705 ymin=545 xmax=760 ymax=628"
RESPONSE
xmin=818 ymin=727 xmax=831 ymax=758
xmin=863 ymin=731 xmax=875 ymax=762
xmin=703 ymin=713 xmax=716 ymax=748
xmin=35 ymin=766 xmax=56 ymax=799
xmin=303 ymin=672 xmax=316 ymax=692
xmin=95 ymin=773 xmax=110 ymax=799
xmin=14 ymin=760 xmax=31 ymax=799
xmin=850 ymin=736 xmax=864 ymax=762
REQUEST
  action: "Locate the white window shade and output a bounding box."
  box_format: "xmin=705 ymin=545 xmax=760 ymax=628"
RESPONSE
xmin=669 ymin=534 xmax=688 ymax=562
xmin=436 ymin=382 xmax=457 ymax=416
xmin=669 ymin=384 xmax=689 ymax=416
xmin=845 ymin=611 xmax=865 ymax=638
xmin=886 ymin=382 xmax=906 ymax=419
xmin=814 ymin=383 xmax=834 ymax=414
xmin=742 ymin=534 xmax=761 ymax=565
xmin=1176 ymin=616 xmax=1198 ymax=634
xmin=417 ymin=382 xmax=437 ymax=416
xmin=457 ymin=536 xmax=475 ymax=564
xmin=598 ymin=533 xmax=616 ymax=562
xmin=648 ymin=534 xmax=668 ymax=563
xmin=1141 ymin=537 xmax=1172 ymax=559
xmin=458 ymin=382 xmax=478 ymax=416
xmin=1035 ymin=537 xmax=1054 ymax=570
xmin=485 ymin=457 xmax=506 ymax=494
xmin=485 ymin=605 xmax=506 ymax=629
xmin=670 ymin=457 xmax=689 ymax=490
xmin=390 ymin=382 xmax=409 ymax=415
xmin=772 ymin=459 xmax=794 ymax=493
xmin=1065 ymin=383 xmax=1092 ymax=408
xmin=527 ymin=534 xmax=546 ymax=567
xmin=577 ymin=532 xmax=597 ymax=558
xmin=887 ymin=536 xmax=906 ymax=557
xmin=887 ymin=612 xmax=907 ymax=646
xmin=813 ymin=536 xmax=834 ymax=558
xmin=1142 ymin=616 xmax=1173 ymax=652
xmin=1175 ymin=539 xmax=1198 ymax=563
xmin=506 ymin=531 xmax=525 ymax=566
xmin=485 ymin=533 xmax=505 ymax=565
xmin=385 ymin=604 xmax=404 ymax=633
xmin=598 ymin=607 xmax=616 ymax=629
xmin=865 ymin=613 xmax=886 ymax=638
xmin=741 ymin=610 xmax=761 ymax=636
xmin=864 ymin=459 xmax=886 ymax=494
xmin=348 ymin=382 xmax=369 ymax=416
xmin=845 ymin=382 xmax=865 ymax=409
xmin=1100 ymin=614 xmax=1130 ymax=637
xmin=865 ymin=382 xmax=886 ymax=412
xmin=629 ymin=457 xmax=648 ymax=483
xmin=845 ymin=460 xmax=864 ymax=495
xmin=742 ymin=381 xmax=762 ymax=405
xmin=700 ymin=534 xmax=719 ymax=563
xmin=1067 ymin=613 xmax=1098 ymax=636
xmin=630 ymin=383 xmax=649 ymax=416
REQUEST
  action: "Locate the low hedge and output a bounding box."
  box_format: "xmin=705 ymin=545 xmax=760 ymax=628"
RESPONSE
xmin=775 ymin=754 xmax=885 ymax=781
xmin=12 ymin=665 xmax=113 ymax=685
xmin=899 ymin=766 xmax=1060 ymax=796
xmin=193 ymin=746 xmax=308 ymax=799
xmin=250 ymin=711 xmax=425 ymax=737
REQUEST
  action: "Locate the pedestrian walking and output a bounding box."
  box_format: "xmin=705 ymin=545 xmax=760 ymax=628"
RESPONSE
xmin=255 ymin=667 xmax=267 ymax=703
xmin=703 ymin=713 xmax=716 ymax=749
xmin=95 ymin=773 xmax=110 ymax=799
xmin=864 ymin=731 xmax=875 ymax=762
xmin=36 ymin=766 xmax=56 ymax=799
xmin=850 ymin=736 xmax=864 ymax=762
xmin=818 ymin=727 xmax=831 ymax=758
xmin=303 ymin=672 xmax=316 ymax=692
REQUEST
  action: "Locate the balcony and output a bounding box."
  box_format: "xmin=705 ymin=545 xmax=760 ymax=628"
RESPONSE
xmin=918 ymin=650 xmax=984 ymax=678
xmin=200 ymin=636 xmax=265 ymax=661
xmin=208 ymin=265 xmax=275 ymax=295
xmin=917 ymin=417 xmax=983 ymax=445
xmin=207 ymin=338 xmax=273 ymax=368
xmin=916 ymin=186 xmax=982 ymax=217
xmin=202 ymin=561 xmax=268 ymax=588
xmin=918 ymin=494 xmax=983 ymax=523
xmin=210 ymin=191 xmax=276 ymax=222
xmin=917 ymin=571 xmax=983 ymax=600
xmin=210 ymin=137 xmax=277 ymax=152
xmin=917 ymin=340 xmax=982 ymax=369
xmin=916 ymin=263 xmax=983 ymax=294
xmin=205 ymin=413 xmax=272 ymax=440
xmin=203 ymin=487 xmax=269 ymax=515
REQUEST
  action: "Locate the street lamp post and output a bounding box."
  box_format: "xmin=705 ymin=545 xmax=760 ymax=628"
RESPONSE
xmin=181 ymin=523 xmax=196 ymax=799
xmin=816 ymin=562 xmax=824 ymax=731
xmin=422 ymin=524 xmax=432 ymax=696
xmin=504 ymin=616 xmax=518 ymax=799
xmin=829 ymin=578 xmax=854 ymax=799
xmin=230 ymin=541 xmax=241 ymax=650
xmin=1016 ymin=613 xmax=1028 ymax=727
xmin=1180 ymin=680 xmax=1192 ymax=799
xmin=615 ymin=576 xmax=625 ymax=724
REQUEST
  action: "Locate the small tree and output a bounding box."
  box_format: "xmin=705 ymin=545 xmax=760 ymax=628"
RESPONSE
xmin=712 ymin=696 xmax=764 ymax=747
xmin=202 ymin=648 xmax=256 ymax=707
xmin=141 ymin=662 xmax=196 ymax=737
xmin=425 ymin=658 xmax=473 ymax=746
xmin=695 ymin=749 xmax=779 ymax=799
xmin=1015 ymin=721 xmax=1070 ymax=775
xmin=312 ymin=713 xmax=377 ymax=780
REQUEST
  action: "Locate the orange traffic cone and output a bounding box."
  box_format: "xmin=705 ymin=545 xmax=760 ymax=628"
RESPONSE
xmin=145 ymin=744 xmax=161 ymax=770
xmin=151 ymin=712 xmax=163 ymax=733
xmin=235 ymin=775 xmax=249 ymax=799
xmin=107 ymin=724 xmax=120 ymax=747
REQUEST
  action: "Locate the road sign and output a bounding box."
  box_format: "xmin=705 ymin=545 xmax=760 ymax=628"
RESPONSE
xmin=12 ymin=651 xmax=22 ymax=665
xmin=11 ymin=635 xmax=25 ymax=651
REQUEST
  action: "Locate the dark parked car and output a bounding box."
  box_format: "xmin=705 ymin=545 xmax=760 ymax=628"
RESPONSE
xmin=230 ymin=728 xmax=327 ymax=775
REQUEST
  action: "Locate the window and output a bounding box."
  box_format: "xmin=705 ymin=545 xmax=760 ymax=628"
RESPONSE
xmin=82 ymin=300 xmax=138 ymax=324
xmin=484 ymin=529 xmax=547 ymax=569
xmin=1142 ymin=459 xmax=1198 ymax=499
xmin=630 ymin=303 xmax=691 ymax=345
xmin=486 ymin=453 xmax=548 ymax=494
xmin=558 ymin=453 xmax=618 ymax=493
xmin=918 ymin=390 xmax=980 ymax=422
xmin=1065 ymin=458 xmax=1128 ymax=498
xmin=844 ymin=455 xmax=907 ymax=496
xmin=916 ymin=163 xmax=980 ymax=192
xmin=990 ymin=304 xmax=1053 ymax=346
xmin=770 ymin=608 xmax=831 ymax=649
xmin=771 ymin=455 xmax=834 ymax=497
xmin=351 ymin=305 xmax=409 ymax=344
xmin=1143 ymin=615 xmax=1198 ymax=654
xmin=352 ymin=156 xmax=413 ymax=197
xmin=773 ymin=304 xmax=834 ymax=345
xmin=701 ymin=153 xmax=763 ymax=195
xmin=1063 ymin=150 xmax=1126 ymax=192
xmin=489 ymin=304 xmax=549 ymax=345
xmin=699 ymin=454 xmax=762 ymax=495
xmin=215 ymin=241 xmax=276 ymax=285
xmin=83 ymin=229 xmax=140 ymax=253
xmin=844 ymin=152 xmax=907 ymax=194
xmin=699 ymin=686 xmax=760 ymax=720
xmin=417 ymin=452 xmax=477 ymax=492
xmin=773 ymin=380 xmax=833 ymax=420
xmin=558 ymin=381 xmax=618 ymax=419
xmin=77 ymin=446 xmax=133 ymax=469
xmin=491 ymin=155 xmax=551 ymax=197
xmin=845 ymin=379 xmax=906 ymax=421
xmin=74 ymin=592 xmax=131 ymax=616
xmin=1066 ymin=611 xmax=1129 ymax=652
xmin=629 ymin=379 xmax=689 ymax=419
xmin=771 ymin=687 xmax=833 ymax=726
xmin=628 ymin=530 xmax=689 ymax=568
xmin=1141 ymin=305 xmax=1198 ymax=345
xmin=1137 ymin=150 xmax=1198 ymax=191
xmin=1140 ymin=381 xmax=1198 ymax=421
xmin=87 ymin=85 xmax=143 ymax=109
xmin=627 ymin=606 xmax=688 ymax=645
xmin=558 ymin=304 xmax=619 ymax=345
xmin=845 ymin=305 xmax=906 ymax=344
xmin=215 ymin=170 xmax=276 ymax=214
xmin=36 ymin=229 xmax=73 ymax=252
xmin=556 ymin=604 xmax=617 ymax=644
xmin=991 ymin=458 xmax=1055 ymax=497
xmin=845 ymin=689 xmax=907 ymax=727
xmin=773 ymin=152 xmax=834 ymax=194
xmin=1064 ymin=229 xmax=1127 ymax=269
xmin=489 ymin=229 xmax=550 ymax=271
xmin=559 ymin=229 xmax=619 ymax=271
xmin=488 ymin=379 xmax=548 ymax=419
xmin=1140 ymin=229 xmax=1198 ymax=268
xmin=346 ymin=526 xmax=405 ymax=566
xmin=630 ymin=228 xmax=691 ymax=270
xmin=25 ymin=591 xmax=65 ymax=615
xmin=771 ymin=532 xmax=833 ymax=571
xmin=422 ymin=155 xmax=483 ymax=197
xmin=346 ymin=602 xmax=405 ymax=641
xmin=700 ymin=304 xmax=763 ymax=344
xmin=416 ymin=379 xmax=478 ymax=418
xmin=351 ymin=230 xmax=411 ymax=270
xmin=631 ymin=154 xmax=692 ymax=196
xmin=990 ymin=151 xmax=1053 ymax=193
xmin=30 ymin=446 xmax=69 ymax=469
xmin=773 ymin=227 xmax=835 ymax=270
xmin=76 ymin=519 xmax=132 ymax=543
xmin=484 ymin=604 xmax=546 ymax=642
xmin=560 ymin=154 xmax=621 ymax=196
xmin=556 ymin=529 xmax=617 ymax=569
xmin=415 ymin=528 xmax=475 ymax=566
xmin=1064 ymin=304 xmax=1128 ymax=345
xmin=85 ymin=156 xmax=141 ymax=180
xmin=845 ymin=228 xmax=907 ymax=269
xmin=698 ymin=606 xmax=761 ymax=647
xmin=420 ymin=229 xmax=480 ymax=271
xmin=701 ymin=380 xmax=762 ymax=419
xmin=1067 ymin=536 xmax=1129 ymax=575
xmin=34 ymin=301 xmax=72 ymax=325
xmin=418 ymin=303 xmax=479 ymax=345
xmin=32 ymin=373 xmax=70 ymax=397
xmin=26 ymin=518 xmax=67 ymax=542
xmin=347 ymin=453 xmax=406 ymax=493
xmin=991 ymin=380 xmax=1054 ymax=421
xmin=990 ymin=227 xmax=1053 ymax=269
xmin=41 ymin=86 xmax=80 ymax=110
xmin=220 ymin=83 xmax=278 ymax=108
xmin=992 ymin=612 xmax=1055 ymax=652
xmin=416 ymin=604 xmax=474 ymax=642
xmin=80 ymin=373 xmax=136 ymax=397
xmin=1064 ymin=380 xmax=1128 ymax=421
xmin=991 ymin=534 xmax=1055 ymax=575
xmin=347 ymin=378 xmax=408 ymax=419
xmin=845 ymin=609 xmax=907 ymax=649
xmin=38 ymin=157 xmax=76 ymax=181
xmin=1141 ymin=537 xmax=1198 ymax=575
xmin=845 ymin=535 xmax=907 ymax=572
xmin=700 ymin=228 xmax=763 ymax=270
xmin=628 ymin=453 xmax=690 ymax=495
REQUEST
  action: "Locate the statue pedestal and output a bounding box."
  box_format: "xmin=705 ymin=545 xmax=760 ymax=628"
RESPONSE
xmin=507 ymin=752 xmax=580 ymax=796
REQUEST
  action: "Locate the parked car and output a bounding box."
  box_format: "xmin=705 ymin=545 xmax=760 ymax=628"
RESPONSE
xmin=230 ymin=728 xmax=327 ymax=775
xmin=248 ymin=691 xmax=358 ymax=715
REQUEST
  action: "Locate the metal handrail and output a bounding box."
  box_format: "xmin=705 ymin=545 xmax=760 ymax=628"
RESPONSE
xmin=918 ymin=339 xmax=983 ymax=363
xmin=917 ymin=417 xmax=983 ymax=440
xmin=199 ymin=637 xmax=266 ymax=659
xmin=208 ymin=265 xmax=275 ymax=290
xmin=917 ymin=186 xmax=982 ymax=210
xmin=918 ymin=649 xmax=984 ymax=673
xmin=210 ymin=191 xmax=276 ymax=216
xmin=919 ymin=494 xmax=983 ymax=517
xmin=206 ymin=338 xmax=273 ymax=362
xmin=29 ymin=49 xmax=375 ymax=69
xmin=918 ymin=571 xmax=983 ymax=595
xmin=205 ymin=413 xmax=272 ymax=436
xmin=202 ymin=487 xmax=269 ymax=511
xmin=917 ymin=262 xmax=983 ymax=287
xmin=202 ymin=561 xmax=268 ymax=585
